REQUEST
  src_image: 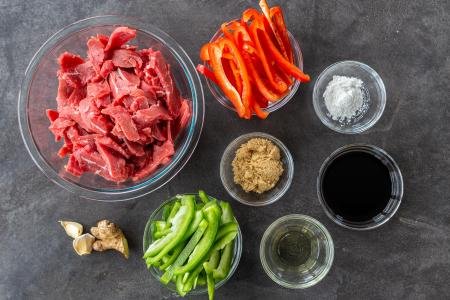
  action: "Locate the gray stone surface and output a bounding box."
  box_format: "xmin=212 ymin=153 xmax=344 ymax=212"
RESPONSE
xmin=1 ymin=0 xmax=449 ymax=299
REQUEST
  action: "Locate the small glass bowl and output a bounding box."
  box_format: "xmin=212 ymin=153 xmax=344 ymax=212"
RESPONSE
xmin=204 ymin=26 xmax=303 ymax=115
xmin=143 ymin=193 xmax=242 ymax=296
xmin=260 ymin=214 xmax=334 ymax=289
xmin=18 ymin=16 xmax=204 ymax=201
xmin=220 ymin=132 xmax=294 ymax=206
xmin=312 ymin=60 xmax=386 ymax=134
xmin=317 ymin=144 xmax=403 ymax=230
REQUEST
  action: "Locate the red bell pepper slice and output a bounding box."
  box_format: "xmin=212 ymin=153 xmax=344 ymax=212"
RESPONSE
xmin=242 ymin=9 xmax=288 ymax=94
xmin=196 ymin=64 xmax=218 ymax=84
xmin=227 ymin=59 xmax=243 ymax=95
xmin=208 ymin=38 xmax=251 ymax=118
xmin=270 ymin=6 xmax=293 ymax=63
xmin=257 ymin=21 xmax=310 ymax=82
xmin=259 ymin=0 xmax=289 ymax=61
xmin=247 ymin=55 xmax=283 ymax=102
xmin=200 ymin=43 xmax=211 ymax=61
xmin=253 ymin=102 xmax=269 ymax=119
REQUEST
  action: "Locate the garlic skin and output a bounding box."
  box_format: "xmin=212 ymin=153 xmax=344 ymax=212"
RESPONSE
xmin=59 ymin=221 xmax=83 ymax=239
xmin=73 ymin=233 xmax=95 ymax=256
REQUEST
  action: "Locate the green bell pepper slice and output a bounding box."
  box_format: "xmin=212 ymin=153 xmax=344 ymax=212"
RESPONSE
xmin=144 ymin=195 xmax=195 ymax=260
xmin=204 ymin=250 xmax=220 ymax=300
xmin=176 ymin=275 xmax=187 ymax=297
xmin=198 ymin=190 xmax=210 ymax=203
xmin=160 ymin=219 xmax=209 ymax=285
xmin=173 ymin=203 xmax=221 ymax=275
xmin=166 ymin=201 xmax=181 ymax=225
xmin=213 ymin=240 xmax=234 ymax=281
xmin=162 ymin=203 xmax=173 ymax=221
xmin=212 ymin=230 xmax=237 ymax=252
xmin=215 ymin=222 xmax=238 ymax=242
xmin=219 ymin=201 xmax=235 ymax=225
xmin=181 ymin=210 xmax=204 ymax=241
xmin=158 ymin=240 xmax=186 ymax=270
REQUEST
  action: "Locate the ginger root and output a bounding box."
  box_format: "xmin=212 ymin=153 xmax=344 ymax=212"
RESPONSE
xmin=90 ymin=220 xmax=129 ymax=259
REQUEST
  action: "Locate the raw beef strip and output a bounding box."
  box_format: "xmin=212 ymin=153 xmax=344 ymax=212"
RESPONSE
xmin=104 ymin=27 xmax=136 ymax=51
xmin=132 ymin=105 xmax=172 ymax=127
xmin=112 ymin=49 xmax=143 ymax=68
xmin=145 ymin=51 xmax=181 ymax=117
xmin=132 ymin=139 xmax=174 ymax=181
xmin=101 ymin=106 xmax=140 ymax=142
xmin=87 ymin=36 xmax=105 ymax=72
xmin=100 ymin=60 xmax=115 ymax=78
xmin=58 ymin=52 xmax=84 ymax=72
xmin=108 ymin=68 xmax=140 ymax=100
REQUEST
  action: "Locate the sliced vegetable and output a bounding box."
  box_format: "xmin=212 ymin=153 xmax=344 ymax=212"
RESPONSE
xmin=196 ymin=64 xmax=218 ymax=84
xmin=158 ymin=241 xmax=186 ymax=270
xmin=162 ymin=203 xmax=173 ymax=221
xmin=160 ymin=219 xmax=208 ymax=284
xmin=182 ymin=209 xmax=204 ymax=241
xmin=219 ymin=201 xmax=235 ymax=225
xmin=198 ymin=190 xmax=210 ymax=204
xmin=259 ymin=0 xmax=289 ymax=60
xmin=212 ymin=231 xmax=238 ymax=252
xmin=270 ymin=6 xmax=293 ymax=63
xmin=215 ymin=222 xmax=238 ymax=241
xmin=173 ymin=203 xmax=221 ymax=275
xmin=144 ymin=195 xmax=195 ymax=260
xmin=213 ymin=241 xmax=234 ymax=281
xmin=208 ymin=42 xmax=247 ymax=118
xmin=243 ymin=9 xmax=288 ymax=94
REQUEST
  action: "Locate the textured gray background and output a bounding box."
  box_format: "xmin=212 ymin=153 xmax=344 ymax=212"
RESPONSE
xmin=1 ymin=0 xmax=449 ymax=299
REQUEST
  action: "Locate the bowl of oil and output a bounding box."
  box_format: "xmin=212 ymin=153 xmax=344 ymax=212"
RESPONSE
xmin=259 ymin=214 xmax=334 ymax=289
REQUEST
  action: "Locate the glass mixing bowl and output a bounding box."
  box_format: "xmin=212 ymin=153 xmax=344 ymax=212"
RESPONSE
xmin=317 ymin=144 xmax=403 ymax=230
xmin=313 ymin=60 xmax=386 ymax=134
xmin=143 ymin=193 xmax=242 ymax=296
xmin=18 ymin=16 xmax=204 ymax=201
xmin=204 ymin=26 xmax=304 ymax=115
xmin=260 ymin=214 xmax=334 ymax=289
xmin=220 ymin=132 xmax=294 ymax=206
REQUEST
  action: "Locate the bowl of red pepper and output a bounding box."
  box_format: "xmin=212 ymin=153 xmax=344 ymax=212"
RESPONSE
xmin=197 ymin=1 xmax=310 ymax=120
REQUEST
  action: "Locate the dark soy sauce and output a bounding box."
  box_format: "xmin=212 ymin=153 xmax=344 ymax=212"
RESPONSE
xmin=322 ymin=151 xmax=392 ymax=222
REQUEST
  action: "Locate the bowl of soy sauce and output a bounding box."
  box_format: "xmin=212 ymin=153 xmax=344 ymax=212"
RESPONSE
xmin=317 ymin=144 xmax=403 ymax=230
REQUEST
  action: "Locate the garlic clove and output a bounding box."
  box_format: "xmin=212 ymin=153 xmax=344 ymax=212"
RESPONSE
xmin=73 ymin=233 xmax=95 ymax=256
xmin=59 ymin=220 xmax=83 ymax=239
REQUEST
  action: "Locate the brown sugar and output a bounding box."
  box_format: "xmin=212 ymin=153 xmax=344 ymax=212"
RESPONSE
xmin=232 ymin=138 xmax=284 ymax=194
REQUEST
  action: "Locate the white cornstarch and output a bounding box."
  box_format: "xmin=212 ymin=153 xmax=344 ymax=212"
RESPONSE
xmin=323 ymin=75 xmax=365 ymax=122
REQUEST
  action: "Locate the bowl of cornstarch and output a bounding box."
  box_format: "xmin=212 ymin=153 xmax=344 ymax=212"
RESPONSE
xmin=312 ymin=61 xmax=386 ymax=134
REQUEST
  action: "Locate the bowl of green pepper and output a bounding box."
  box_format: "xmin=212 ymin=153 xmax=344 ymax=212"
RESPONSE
xmin=143 ymin=191 xmax=242 ymax=299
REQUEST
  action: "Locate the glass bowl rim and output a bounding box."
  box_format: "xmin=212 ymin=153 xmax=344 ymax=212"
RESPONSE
xmin=142 ymin=193 xmax=243 ymax=296
xmin=17 ymin=15 xmax=205 ymax=201
xmin=316 ymin=143 xmax=404 ymax=230
xmin=204 ymin=25 xmax=303 ymax=115
xmin=259 ymin=214 xmax=334 ymax=289
xmin=312 ymin=60 xmax=387 ymax=134
xmin=220 ymin=132 xmax=294 ymax=206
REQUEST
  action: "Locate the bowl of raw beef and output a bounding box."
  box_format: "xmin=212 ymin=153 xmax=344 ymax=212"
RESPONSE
xmin=18 ymin=16 xmax=204 ymax=201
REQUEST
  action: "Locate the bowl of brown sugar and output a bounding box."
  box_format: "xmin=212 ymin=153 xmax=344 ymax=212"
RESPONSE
xmin=220 ymin=132 xmax=294 ymax=206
